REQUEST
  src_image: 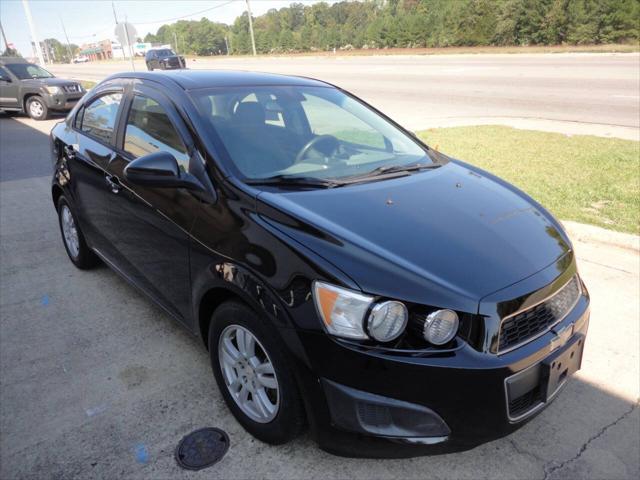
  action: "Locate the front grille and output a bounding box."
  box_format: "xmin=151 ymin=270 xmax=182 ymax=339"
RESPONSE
xmin=499 ymin=276 xmax=580 ymax=352
xmin=508 ymin=385 xmax=542 ymax=418
xmin=63 ymin=84 xmax=80 ymax=93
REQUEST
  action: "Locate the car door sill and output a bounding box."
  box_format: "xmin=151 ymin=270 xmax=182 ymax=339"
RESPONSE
xmin=92 ymin=247 xmax=193 ymax=335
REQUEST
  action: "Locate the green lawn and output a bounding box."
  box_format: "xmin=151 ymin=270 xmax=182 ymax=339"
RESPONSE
xmin=416 ymin=126 xmax=640 ymax=234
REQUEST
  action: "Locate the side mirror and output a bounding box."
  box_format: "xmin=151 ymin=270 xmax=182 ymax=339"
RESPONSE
xmin=124 ymin=151 xmax=205 ymax=193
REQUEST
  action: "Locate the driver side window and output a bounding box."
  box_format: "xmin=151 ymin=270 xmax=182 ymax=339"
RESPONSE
xmin=301 ymin=93 xmax=386 ymax=150
xmin=123 ymin=95 xmax=190 ymax=172
xmin=0 ymin=67 xmax=11 ymax=82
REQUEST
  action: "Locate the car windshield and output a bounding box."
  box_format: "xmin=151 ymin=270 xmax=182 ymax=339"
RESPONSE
xmin=5 ymin=63 xmax=54 ymax=80
xmin=155 ymin=49 xmax=175 ymax=57
xmin=192 ymin=86 xmax=434 ymax=181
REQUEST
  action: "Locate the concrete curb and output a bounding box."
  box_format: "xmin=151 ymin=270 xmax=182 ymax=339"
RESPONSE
xmin=563 ymin=220 xmax=640 ymax=252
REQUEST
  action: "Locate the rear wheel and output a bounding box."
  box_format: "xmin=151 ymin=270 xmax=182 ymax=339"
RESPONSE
xmin=26 ymin=96 xmax=49 ymax=120
xmin=209 ymin=301 xmax=305 ymax=444
xmin=57 ymin=196 xmax=99 ymax=269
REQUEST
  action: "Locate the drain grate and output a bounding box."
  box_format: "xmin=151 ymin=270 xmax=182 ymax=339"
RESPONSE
xmin=175 ymin=427 xmax=230 ymax=471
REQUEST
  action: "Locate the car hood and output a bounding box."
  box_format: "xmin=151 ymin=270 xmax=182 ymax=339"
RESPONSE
xmin=256 ymin=160 xmax=571 ymax=313
xmin=21 ymin=77 xmax=76 ymax=88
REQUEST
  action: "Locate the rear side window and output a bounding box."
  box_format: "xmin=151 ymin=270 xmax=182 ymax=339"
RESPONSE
xmin=80 ymin=93 xmax=123 ymax=143
xmin=123 ymin=95 xmax=189 ymax=171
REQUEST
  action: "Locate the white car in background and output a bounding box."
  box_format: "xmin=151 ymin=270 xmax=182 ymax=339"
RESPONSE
xmin=73 ymin=56 xmax=89 ymax=64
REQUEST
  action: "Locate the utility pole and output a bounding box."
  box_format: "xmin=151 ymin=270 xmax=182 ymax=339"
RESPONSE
xmin=224 ymin=36 xmax=229 ymax=55
xmin=112 ymin=1 xmax=119 ymax=23
xmin=245 ymin=0 xmax=256 ymax=56
xmin=59 ymin=16 xmax=74 ymax=63
xmin=173 ymin=31 xmax=178 ymax=54
xmin=0 ymin=21 xmax=9 ymax=52
xmin=21 ymin=0 xmax=45 ymax=65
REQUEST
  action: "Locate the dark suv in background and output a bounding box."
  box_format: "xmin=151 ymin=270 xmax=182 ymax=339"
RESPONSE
xmin=0 ymin=58 xmax=85 ymax=120
xmin=145 ymin=48 xmax=185 ymax=71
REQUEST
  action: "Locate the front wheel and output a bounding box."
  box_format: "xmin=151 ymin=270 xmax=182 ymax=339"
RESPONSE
xmin=26 ymin=96 xmax=49 ymax=120
xmin=209 ymin=301 xmax=305 ymax=444
xmin=57 ymin=196 xmax=99 ymax=269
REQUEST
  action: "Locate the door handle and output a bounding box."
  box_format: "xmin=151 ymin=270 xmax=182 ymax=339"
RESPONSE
xmin=105 ymin=174 xmax=121 ymax=194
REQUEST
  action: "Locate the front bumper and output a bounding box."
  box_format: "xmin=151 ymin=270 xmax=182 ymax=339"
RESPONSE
xmin=291 ymin=295 xmax=589 ymax=457
xmin=43 ymin=92 xmax=84 ymax=111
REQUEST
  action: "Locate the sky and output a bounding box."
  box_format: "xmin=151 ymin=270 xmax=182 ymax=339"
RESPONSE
xmin=0 ymin=0 xmax=328 ymax=57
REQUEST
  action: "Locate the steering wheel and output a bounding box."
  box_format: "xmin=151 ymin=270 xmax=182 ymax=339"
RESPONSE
xmin=294 ymin=135 xmax=340 ymax=164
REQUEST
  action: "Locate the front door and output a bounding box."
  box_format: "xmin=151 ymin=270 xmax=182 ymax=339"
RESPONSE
xmin=0 ymin=67 xmax=19 ymax=109
xmin=104 ymin=86 xmax=199 ymax=321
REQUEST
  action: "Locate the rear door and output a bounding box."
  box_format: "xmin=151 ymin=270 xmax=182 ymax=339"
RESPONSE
xmin=104 ymin=84 xmax=200 ymax=321
xmin=67 ymin=89 xmax=124 ymax=258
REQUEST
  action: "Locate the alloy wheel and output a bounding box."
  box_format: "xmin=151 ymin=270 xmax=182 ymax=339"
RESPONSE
xmin=60 ymin=205 xmax=80 ymax=258
xmin=29 ymin=100 xmax=44 ymax=118
xmin=218 ymin=325 xmax=279 ymax=423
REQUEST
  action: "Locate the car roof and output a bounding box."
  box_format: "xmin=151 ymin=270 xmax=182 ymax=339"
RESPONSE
xmin=0 ymin=57 xmax=30 ymax=66
xmin=104 ymin=70 xmax=331 ymax=90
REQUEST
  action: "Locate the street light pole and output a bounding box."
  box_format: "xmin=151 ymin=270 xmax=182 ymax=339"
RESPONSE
xmin=245 ymin=0 xmax=256 ymax=56
xmin=21 ymin=0 xmax=45 ymax=65
xmin=123 ymin=15 xmax=135 ymax=71
xmin=0 ymin=21 xmax=10 ymax=52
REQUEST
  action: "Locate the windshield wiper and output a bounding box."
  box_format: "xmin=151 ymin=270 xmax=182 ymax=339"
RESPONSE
xmin=245 ymin=175 xmax=343 ymax=189
xmin=343 ymin=162 xmax=441 ymax=182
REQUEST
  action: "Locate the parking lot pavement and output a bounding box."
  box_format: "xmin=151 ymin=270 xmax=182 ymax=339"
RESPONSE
xmin=0 ymin=116 xmax=638 ymax=479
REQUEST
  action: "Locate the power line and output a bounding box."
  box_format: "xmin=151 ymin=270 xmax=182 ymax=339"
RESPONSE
xmin=133 ymin=0 xmax=236 ymax=26
xmin=66 ymin=0 xmax=236 ymax=42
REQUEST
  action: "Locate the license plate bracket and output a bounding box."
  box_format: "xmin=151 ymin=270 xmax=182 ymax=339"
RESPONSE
xmin=540 ymin=334 xmax=585 ymax=402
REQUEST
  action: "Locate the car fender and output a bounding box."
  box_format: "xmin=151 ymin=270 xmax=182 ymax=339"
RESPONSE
xmin=190 ymin=254 xmax=317 ymax=371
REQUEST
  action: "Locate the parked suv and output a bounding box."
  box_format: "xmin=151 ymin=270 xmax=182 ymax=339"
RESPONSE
xmin=145 ymin=48 xmax=185 ymax=71
xmin=0 ymin=58 xmax=85 ymax=120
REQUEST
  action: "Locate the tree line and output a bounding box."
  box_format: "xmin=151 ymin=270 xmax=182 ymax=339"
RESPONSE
xmin=143 ymin=0 xmax=639 ymax=56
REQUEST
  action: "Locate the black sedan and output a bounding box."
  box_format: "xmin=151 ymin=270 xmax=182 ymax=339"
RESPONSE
xmin=50 ymin=70 xmax=590 ymax=457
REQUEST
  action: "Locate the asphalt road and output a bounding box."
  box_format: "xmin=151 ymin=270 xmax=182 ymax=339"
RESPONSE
xmin=49 ymin=53 xmax=640 ymax=140
xmin=0 ymin=114 xmax=638 ymax=479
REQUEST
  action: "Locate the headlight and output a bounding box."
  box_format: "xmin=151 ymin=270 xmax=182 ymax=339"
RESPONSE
xmin=313 ymin=281 xmax=409 ymax=342
xmin=421 ymin=309 xmax=459 ymax=345
xmin=313 ymin=281 xmax=372 ymax=339
xmin=45 ymin=86 xmax=62 ymax=95
xmin=367 ymin=300 xmax=408 ymax=342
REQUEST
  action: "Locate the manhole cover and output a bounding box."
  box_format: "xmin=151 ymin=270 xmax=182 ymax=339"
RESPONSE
xmin=175 ymin=427 xmax=230 ymax=471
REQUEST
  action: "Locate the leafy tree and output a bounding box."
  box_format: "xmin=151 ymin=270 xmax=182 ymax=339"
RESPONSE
xmin=140 ymin=0 xmax=639 ymax=56
xmin=1 ymin=47 xmax=20 ymax=57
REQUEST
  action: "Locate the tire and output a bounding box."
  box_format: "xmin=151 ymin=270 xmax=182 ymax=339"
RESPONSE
xmin=147 ymin=63 xmax=153 ymax=71
xmin=26 ymin=96 xmax=49 ymax=120
xmin=56 ymin=196 xmax=99 ymax=269
xmin=209 ymin=300 xmax=305 ymax=444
